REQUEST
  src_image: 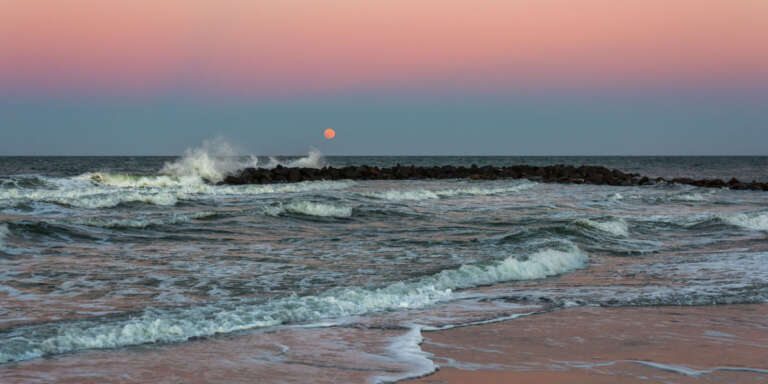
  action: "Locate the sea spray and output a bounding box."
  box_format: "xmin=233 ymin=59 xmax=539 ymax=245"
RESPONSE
xmin=159 ymin=139 xmax=239 ymax=183
xmin=261 ymin=148 xmax=327 ymax=170
xmin=158 ymin=139 xmax=326 ymax=184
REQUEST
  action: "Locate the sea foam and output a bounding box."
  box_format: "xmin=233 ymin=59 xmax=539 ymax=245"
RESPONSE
xmin=0 ymin=186 xmax=180 ymax=209
xmin=70 ymin=212 xmax=220 ymax=229
xmin=281 ymin=201 xmax=353 ymax=218
xmin=364 ymin=183 xmax=536 ymax=201
xmin=82 ymin=140 xmax=327 ymax=189
xmin=158 ymin=139 xmax=325 ymax=184
xmin=0 ymin=245 xmax=587 ymax=364
xmin=0 ymin=177 xmax=353 ymax=209
xmin=371 ymin=326 xmax=436 ymax=384
xmin=672 ymin=192 xmax=710 ymax=202
xmin=575 ymin=218 xmax=630 ymax=237
xmin=719 ymin=211 xmax=768 ymax=231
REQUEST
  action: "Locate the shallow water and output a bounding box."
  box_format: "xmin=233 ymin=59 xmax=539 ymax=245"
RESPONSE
xmin=0 ymin=154 xmax=767 ymax=382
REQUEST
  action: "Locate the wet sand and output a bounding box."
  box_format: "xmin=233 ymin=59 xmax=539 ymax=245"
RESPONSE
xmin=406 ymin=304 xmax=768 ymax=383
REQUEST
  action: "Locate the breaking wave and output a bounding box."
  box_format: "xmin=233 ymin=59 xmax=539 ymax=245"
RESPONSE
xmin=81 ymin=140 xmax=327 ymax=188
xmin=363 ymin=182 xmax=536 ymax=201
xmin=264 ymin=201 xmax=353 ymax=218
xmin=0 ymin=178 xmax=354 ymax=209
xmin=639 ymin=211 xmax=768 ymax=233
xmin=0 ymin=186 xmax=180 ymax=209
xmin=0 ymin=245 xmax=587 ymax=364
xmin=672 ymin=192 xmax=710 ymax=202
xmin=157 ymin=139 xmax=324 ymax=185
xmin=69 ymin=212 xmax=220 ymax=229
xmin=575 ymin=218 xmax=629 ymax=237
xmin=719 ymin=211 xmax=768 ymax=231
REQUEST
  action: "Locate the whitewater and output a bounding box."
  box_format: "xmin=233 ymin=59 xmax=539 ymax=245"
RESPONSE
xmin=1 ymin=150 xmax=767 ymax=383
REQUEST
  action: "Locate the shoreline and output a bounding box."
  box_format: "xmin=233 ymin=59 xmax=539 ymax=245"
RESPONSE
xmin=404 ymin=304 xmax=768 ymax=384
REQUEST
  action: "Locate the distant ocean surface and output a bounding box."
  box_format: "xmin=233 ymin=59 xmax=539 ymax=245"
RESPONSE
xmin=2 ymin=155 xmax=768 ymax=181
xmin=1 ymin=154 xmax=767 ymax=382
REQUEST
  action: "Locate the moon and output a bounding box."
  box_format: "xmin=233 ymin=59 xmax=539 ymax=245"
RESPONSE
xmin=324 ymin=129 xmax=336 ymax=139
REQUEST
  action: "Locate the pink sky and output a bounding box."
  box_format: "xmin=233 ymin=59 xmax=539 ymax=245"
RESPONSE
xmin=2 ymin=0 xmax=767 ymax=96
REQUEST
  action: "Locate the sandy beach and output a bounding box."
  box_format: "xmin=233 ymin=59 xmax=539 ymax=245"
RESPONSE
xmin=407 ymin=304 xmax=768 ymax=383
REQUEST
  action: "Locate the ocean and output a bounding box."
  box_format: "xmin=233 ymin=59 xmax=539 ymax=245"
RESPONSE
xmin=0 ymin=154 xmax=767 ymax=382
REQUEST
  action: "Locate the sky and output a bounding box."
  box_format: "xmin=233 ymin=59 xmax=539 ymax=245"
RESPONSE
xmin=1 ymin=0 xmax=767 ymax=155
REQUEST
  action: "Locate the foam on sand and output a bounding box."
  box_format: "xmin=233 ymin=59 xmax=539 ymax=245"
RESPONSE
xmin=627 ymin=360 xmax=768 ymax=377
xmin=0 ymin=245 xmax=587 ymax=364
xmin=371 ymin=326 xmax=436 ymax=384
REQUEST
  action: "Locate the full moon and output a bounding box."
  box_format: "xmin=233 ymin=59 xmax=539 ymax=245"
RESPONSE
xmin=324 ymin=129 xmax=336 ymax=139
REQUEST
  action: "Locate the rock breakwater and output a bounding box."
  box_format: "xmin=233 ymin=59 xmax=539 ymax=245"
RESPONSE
xmin=219 ymin=164 xmax=768 ymax=191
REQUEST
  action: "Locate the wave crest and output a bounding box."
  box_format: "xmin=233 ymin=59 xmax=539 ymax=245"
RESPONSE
xmin=364 ymin=182 xmax=536 ymax=201
xmin=0 ymin=179 xmax=354 ymax=210
xmin=575 ymin=218 xmax=629 ymax=237
xmin=0 ymin=186 xmax=180 ymax=209
xmin=264 ymin=201 xmax=353 ymax=218
xmin=0 ymin=245 xmax=586 ymax=363
xmin=156 ymin=139 xmax=325 ymax=185
xmin=0 ymin=223 xmax=9 ymax=252
xmin=719 ymin=211 xmax=768 ymax=231
xmin=69 ymin=212 xmax=220 ymax=229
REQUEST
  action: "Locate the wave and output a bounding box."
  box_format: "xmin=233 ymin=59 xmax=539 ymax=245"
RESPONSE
xmin=575 ymin=218 xmax=629 ymax=237
xmin=637 ymin=210 xmax=768 ymax=233
xmin=68 ymin=212 xmax=220 ymax=229
xmin=672 ymin=192 xmax=710 ymax=202
xmin=0 ymin=245 xmax=587 ymax=364
xmin=261 ymin=148 xmax=326 ymax=169
xmin=0 ymin=178 xmax=354 ymax=209
xmin=158 ymin=138 xmax=244 ymax=184
xmin=718 ymin=211 xmax=768 ymax=231
xmin=264 ymin=201 xmax=353 ymax=218
xmin=0 ymin=175 xmax=50 ymax=189
xmin=157 ymin=139 xmax=325 ymax=185
xmin=77 ymin=140 xmax=327 ymax=189
xmin=0 ymin=186 xmax=180 ymax=209
xmin=0 ymin=223 xmax=9 ymax=251
xmin=364 ymin=182 xmax=536 ymax=201
xmin=84 ymin=173 xmax=201 ymax=188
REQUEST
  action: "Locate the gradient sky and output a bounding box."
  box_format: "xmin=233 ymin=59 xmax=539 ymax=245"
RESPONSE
xmin=1 ymin=0 xmax=767 ymax=155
